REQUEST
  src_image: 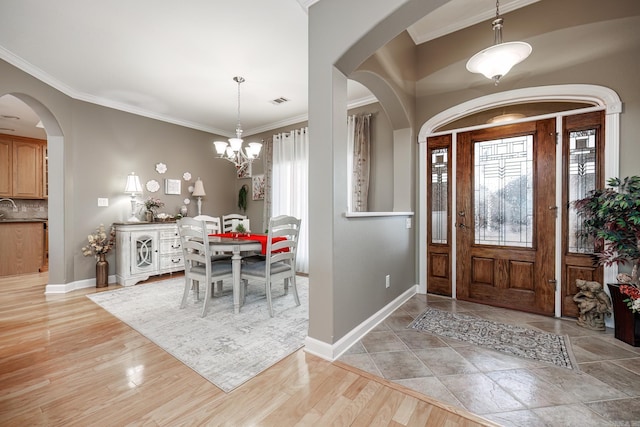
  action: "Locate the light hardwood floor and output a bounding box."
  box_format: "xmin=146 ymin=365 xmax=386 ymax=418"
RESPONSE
xmin=0 ymin=273 xmax=497 ymax=426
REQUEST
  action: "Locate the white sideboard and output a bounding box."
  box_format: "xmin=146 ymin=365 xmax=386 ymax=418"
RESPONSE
xmin=114 ymin=222 xmax=184 ymax=286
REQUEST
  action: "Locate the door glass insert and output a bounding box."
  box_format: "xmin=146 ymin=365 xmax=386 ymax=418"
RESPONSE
xmin=568 ymin=129 xmax=597 ymax=253
xmin=430 ymin=148 xmax=448 ymax=244
xmin=136 ymin=235 xmax=154 ymax=268
xmin=474 ymin=135 xmax=534 ymax=247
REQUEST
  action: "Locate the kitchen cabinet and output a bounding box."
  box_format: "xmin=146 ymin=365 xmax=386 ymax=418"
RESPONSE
xmin=114 ymin=222 xmax=184 ymax=286
xmin=0 ymin=221 xmax=45 ymax=276
xmin=0 ymin=135 xmax=46 ymax=199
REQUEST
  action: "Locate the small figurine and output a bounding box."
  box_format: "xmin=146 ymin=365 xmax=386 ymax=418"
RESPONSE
xmin=573 ymin=279 xmax=611 ymax=331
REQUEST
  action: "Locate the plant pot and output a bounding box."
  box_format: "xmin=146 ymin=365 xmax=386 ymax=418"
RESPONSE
xmin=607 ymin=283 xmax=640 ymax=346
xmin=96 ymin=253 xmax=109 ymax=288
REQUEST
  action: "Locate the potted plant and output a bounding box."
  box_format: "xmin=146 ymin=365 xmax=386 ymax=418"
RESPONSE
xmin=573 ymin=175 xmax=640 ymax=345
xmin=144 ymin=197 xmax=164 ymax=222
xmin=82 ymin=223 xmax=116 ymax=288
xmin=234 ymin=223 xmax=247 ymax=237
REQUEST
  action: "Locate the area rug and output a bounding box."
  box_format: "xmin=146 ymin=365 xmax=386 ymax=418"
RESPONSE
xmin=87 ymin=276 xmax=308 ymax=392
xmin=409 ymin=307 xmax=579 ymax=370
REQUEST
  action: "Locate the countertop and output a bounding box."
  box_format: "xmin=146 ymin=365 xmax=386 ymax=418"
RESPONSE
xmin=0 ymin=219 xmax=47 ymax=223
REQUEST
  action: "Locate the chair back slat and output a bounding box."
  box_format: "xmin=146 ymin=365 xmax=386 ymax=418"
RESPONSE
xmin=193 ymin=215 xmax=222 ymax=234
xmin=222 ymin=213 xmax=247 ymax=233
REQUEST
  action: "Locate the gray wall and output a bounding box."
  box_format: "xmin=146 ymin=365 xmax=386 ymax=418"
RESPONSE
xmin=308 ymin=0 xmax=640 ymax=348
xmin=0 ymin=58 xmax=239 ymax=284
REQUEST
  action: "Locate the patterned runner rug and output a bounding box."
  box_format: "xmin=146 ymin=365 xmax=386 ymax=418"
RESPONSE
xmin=409 ymin=307 xmax=579 ymax=370
xmin=88 ymin=276 xmax=308 ymax=392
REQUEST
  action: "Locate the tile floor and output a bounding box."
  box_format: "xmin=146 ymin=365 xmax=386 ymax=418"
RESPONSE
xmin=338 ymin=293 xmax=640 ymax=426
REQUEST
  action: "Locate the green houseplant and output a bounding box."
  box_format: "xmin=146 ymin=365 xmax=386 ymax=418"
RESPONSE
xmin=574 ymin=176 xmax=640 ymax=345
xmin=574 ymin=176 xmax=640 ymax=287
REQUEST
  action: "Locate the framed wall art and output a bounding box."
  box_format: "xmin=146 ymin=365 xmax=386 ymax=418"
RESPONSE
xmin=252 ymin=174 xmax=265 ymax=200
xmin=164 ymin=178 xmax=181 ymax=195
xmin=237 ymin=162 xmax=251 ymax=179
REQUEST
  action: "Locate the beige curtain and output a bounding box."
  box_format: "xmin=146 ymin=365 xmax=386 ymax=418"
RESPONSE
xmin=348 ymin=114 xmax=371 ymax=212
xmin=261 ymin=137 xmax=273 ymax=233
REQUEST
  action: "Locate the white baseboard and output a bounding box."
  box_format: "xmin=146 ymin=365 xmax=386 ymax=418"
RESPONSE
xmin=44 ymin=274 xmax=117 ymax=294
xmin=304 ymin=284 xmax=418 ymax=361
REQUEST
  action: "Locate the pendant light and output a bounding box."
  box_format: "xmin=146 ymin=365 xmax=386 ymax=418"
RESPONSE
xmin=466 ymin=0 xmax=532 ymax=85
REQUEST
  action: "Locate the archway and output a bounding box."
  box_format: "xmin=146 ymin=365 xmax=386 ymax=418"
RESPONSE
xmin=4 ymin=93 xmax=65 ymax=287
xmin=417 ymin=84 xmax=622 ymax=318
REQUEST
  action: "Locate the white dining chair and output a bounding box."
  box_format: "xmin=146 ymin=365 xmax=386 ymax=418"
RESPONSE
xmin=222 ymin=213 xmax=247 ymax=232
xmin=177 ymin=218 xmax=233 ymax=317
xmin=240 ymin=215 xmax=301 ymax=317
xmin=193 ymin=215 xmax=222 ymax=234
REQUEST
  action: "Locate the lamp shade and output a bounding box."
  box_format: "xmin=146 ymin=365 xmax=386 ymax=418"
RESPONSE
xmin=192 ymin=178 xmax=206 ymax=197
xmin=466 ymin=41 xmax=532 ymax=83
xmin=124 ymin=172 xmax=142 ymax=194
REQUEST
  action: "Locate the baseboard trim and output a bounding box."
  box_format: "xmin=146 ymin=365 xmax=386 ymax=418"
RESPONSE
xmin=304 ymin=284 xmax=418 ymax=361
xmin=44 ymin=275 xmax=116 ymax=294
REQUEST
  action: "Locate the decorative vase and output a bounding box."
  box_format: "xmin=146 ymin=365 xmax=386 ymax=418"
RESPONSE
xmin=180 ymin=205 xmax=188 ymax=216
xmin=96 ymin=253 xmax=108 ymax=288
xmin=145 ymin=211 xmax=153 ymax=222
xmin=607 ymin=283 xmax=640 ymax=347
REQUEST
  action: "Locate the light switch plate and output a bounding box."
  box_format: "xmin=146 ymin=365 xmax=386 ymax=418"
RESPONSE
xmin=98 ymin=198 xmax=109 ymax=207
xmin=405 ymin=218 xmax=411 ymax=229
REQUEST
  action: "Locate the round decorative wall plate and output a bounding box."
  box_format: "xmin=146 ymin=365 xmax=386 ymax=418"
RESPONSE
xmin=183 ymin=172 xmax=192 ymax=181
xmin=183 ymin=198 xmax=191 ymax=205
xmin=146 ymin=179 xmax=160 ymax=192
xmin=155 ymin=162 xmax=167 ymax=174
xmin=188 ymin=185 xmax=194 ymax=193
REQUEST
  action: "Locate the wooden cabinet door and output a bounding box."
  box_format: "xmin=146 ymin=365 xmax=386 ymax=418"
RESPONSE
xmin=0 ymin=137 xmax=11 ymax=197
xmin=12 ymin=139 xmax=43 ymax=198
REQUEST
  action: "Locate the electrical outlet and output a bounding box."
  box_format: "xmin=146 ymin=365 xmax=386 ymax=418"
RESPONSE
xmin=405 ymin=218 xmax=412 ymax=229
xmin=385 ymin=274 xmax=390 ymax=288
xmin=98 ymin=198 xmax=109 ymax=207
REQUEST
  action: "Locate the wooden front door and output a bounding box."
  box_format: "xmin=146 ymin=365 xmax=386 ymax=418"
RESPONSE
xmin=456 ymin=118 xmax=556 ymax=315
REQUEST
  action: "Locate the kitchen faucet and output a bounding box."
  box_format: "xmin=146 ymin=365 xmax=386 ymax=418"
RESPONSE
xmin=0 ymin=198 xmax=18 ymax=211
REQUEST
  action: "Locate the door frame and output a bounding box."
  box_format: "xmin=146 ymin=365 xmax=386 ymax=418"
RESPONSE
xmin=417 ymin=84 xmax=621 ymax=321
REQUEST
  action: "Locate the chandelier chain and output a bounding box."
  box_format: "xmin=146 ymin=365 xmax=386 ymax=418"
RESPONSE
xmin=495 ymin=0 xmax=500 ymax=18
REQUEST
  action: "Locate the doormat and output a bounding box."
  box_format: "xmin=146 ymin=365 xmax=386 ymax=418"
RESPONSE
xmin=409 ymin=307 xmax=579 ymax=370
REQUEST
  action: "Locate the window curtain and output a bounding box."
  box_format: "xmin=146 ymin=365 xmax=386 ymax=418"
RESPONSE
xmin=261 ymin=137 xmax=273 ymax=233
xmin=272 ymin=127 xmax=309 ymax=273
xmin=347 ymin=114 xmax=371 ymax=212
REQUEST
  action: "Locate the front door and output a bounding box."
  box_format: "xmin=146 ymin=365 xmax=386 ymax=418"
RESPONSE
xmin=456 ymin=118 xmax=556 ymax=315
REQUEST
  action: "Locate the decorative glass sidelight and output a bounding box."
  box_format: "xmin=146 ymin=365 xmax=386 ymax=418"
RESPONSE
xmin=568 ymin=129 xmax=597 ymax=253
xmin=431 ymin=148 xmax=448 ymax=244
xmin=474 ymin=135 xmax=534 ymax=247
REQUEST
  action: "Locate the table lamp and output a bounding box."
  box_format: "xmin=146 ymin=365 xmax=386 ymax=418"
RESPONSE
xmin=192 ymin=178 xmax=206 ymax=216
xmin=124 ymin=172 xmax=143 ymax=222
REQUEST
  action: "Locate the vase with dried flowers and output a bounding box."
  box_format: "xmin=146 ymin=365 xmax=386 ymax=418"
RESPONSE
xmin=82 ymin=223 xmax=116 ymax=288
xmin=144 ymin=197 xmax=164 ymax=222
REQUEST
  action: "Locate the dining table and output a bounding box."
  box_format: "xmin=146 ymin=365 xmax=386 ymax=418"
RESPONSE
xmin=208 ymin=235 xmax=261 ymax=314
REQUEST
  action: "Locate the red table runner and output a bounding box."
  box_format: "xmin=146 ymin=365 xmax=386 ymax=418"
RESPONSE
xmin=209 ymin=233 xmax=288 ymax=255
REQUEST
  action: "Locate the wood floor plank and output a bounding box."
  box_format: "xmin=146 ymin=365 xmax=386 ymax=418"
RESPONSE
xmin=0 ymin=273 xmax=496 ymax=427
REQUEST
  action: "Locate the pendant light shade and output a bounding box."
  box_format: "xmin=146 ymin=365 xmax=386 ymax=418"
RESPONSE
xmin=466 ymin=2 xmax=532 ymax=85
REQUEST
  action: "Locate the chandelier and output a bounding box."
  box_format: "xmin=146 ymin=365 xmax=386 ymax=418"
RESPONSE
xmin=466 ymin=0 xmax=532 ymax=85
xmin=213 ymin=76 xmax=262 ymax=168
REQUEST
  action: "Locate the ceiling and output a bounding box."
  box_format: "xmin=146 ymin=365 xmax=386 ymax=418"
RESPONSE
xmin=0 ymin=0 xmax=538 ymax=140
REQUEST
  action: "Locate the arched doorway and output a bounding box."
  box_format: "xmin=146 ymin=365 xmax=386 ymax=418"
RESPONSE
xmin=2 ymin=92 xmax=65 ymax=287
xmin=417 ymin=84 xmax=621 ymax=320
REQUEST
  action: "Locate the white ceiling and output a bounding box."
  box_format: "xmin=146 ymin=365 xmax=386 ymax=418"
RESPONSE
xmin=0 ymin=0 xmax=537 ymax=140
